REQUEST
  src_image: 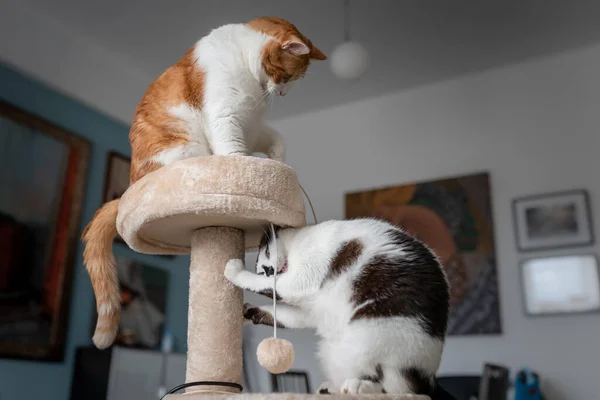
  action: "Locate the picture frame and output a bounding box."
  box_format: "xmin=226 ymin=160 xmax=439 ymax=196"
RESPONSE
xmin=520 ymin=254 xmax=600 ymax=317
xmin=0 ymin=99 xmax=91 ymax=361
xmin=90 ymin=256 xmax=169 ymax=349
xmin=103 ymin=151 xmax=174 ymax=259
xmin=271 ymin=371 xmax=311 ymax=393
xmin=513 ymin=189 xmax=593 ymax=251
xmin=103 ymin=150 xmax=131 ymax=204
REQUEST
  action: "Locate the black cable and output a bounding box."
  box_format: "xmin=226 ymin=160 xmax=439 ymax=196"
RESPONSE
xmin=161 ymin=381 xmax=243 ymax=400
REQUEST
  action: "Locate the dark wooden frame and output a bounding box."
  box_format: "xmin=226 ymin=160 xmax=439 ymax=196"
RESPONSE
xmin=0 ymin=99 xmax=91 ymax=361
xmin=512 ymin=189 xmax=594 ymax=252
xmin=271 ymin=370 xmax=311 ymax=393
xmin=519 ymin=253 xmax=600 ymax=317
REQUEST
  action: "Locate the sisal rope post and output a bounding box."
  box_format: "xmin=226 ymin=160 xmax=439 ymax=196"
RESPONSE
xmin=187 ymin=227 xmax=244 ymax=393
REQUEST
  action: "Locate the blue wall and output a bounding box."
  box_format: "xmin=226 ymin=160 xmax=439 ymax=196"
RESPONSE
xmin=0 ymin=64 xmax=190 ymax=400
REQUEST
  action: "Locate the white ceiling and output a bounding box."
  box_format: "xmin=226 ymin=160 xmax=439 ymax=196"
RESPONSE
xmin=8 ymin=0 xmax=600 ymax=122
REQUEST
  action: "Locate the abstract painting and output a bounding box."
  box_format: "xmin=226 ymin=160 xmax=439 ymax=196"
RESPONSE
xmin=346 ymin=172 xmax=502 ymax=335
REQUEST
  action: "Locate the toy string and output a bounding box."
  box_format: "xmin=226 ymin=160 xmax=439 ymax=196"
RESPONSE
xmin=299 ymin=183 xmax=318 ymax=225
xmin=270 ymin=223 xmax=278 ymax=339
xmin=271 ymin=182 xmax=316 ymax=339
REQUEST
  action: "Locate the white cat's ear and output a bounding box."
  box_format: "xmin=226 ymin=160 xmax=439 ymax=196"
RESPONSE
xmin=282 ymin=39 xmax=310 ymax=56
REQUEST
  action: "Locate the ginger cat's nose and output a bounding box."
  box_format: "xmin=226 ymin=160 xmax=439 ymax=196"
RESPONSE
xmin=262 ymin=265 xmax=274 ymax=276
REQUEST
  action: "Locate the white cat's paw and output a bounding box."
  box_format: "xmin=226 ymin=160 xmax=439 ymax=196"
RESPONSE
xmin=316 ymin=381 xmax=336 ymax=394
xmin=229 ymin=151 xmax=249 ymax=157
xmin=224 ymin=259 xmax=244 ymax=282
xmin=340 ymin=378 xmax=384 ymax=394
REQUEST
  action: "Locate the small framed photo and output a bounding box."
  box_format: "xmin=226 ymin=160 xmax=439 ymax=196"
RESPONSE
xmin=513 ymin=189 xmax=593 ymax=251
xmin=103 ymin=151 xmax=131 ymax=203
xmin=521 ymin=254 xmax=600 ymax=316
xmin=89 ymin=256 xmax=169 ymax=349
xmin=271 ymin=371 xmax=311 ymax=393
xmin=102 ymin=151 xmax=174 ymax=259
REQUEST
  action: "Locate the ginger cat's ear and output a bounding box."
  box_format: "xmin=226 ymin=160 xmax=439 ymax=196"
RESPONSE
xmin=282 ymin=38 xmax=310 ymax=56
xmin=310 ymin=46 xmax=327 ymax=61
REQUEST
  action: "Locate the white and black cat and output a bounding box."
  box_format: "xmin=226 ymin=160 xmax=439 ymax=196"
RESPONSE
xmin=224 ymin=218 xmax=450 ymax=396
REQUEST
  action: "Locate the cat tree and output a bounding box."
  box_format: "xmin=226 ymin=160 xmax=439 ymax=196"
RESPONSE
xmin=116 ymin=155 xmax=429 ymax=399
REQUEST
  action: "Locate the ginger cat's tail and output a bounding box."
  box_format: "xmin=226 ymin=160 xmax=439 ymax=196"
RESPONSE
xmin=82 ymin=199 xmax=121 ymax=349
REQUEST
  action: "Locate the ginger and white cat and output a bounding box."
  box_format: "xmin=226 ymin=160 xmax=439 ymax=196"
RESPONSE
xmin=83 ymin=17 xmax=326 ymax=349
xmin=224 ymin=219 xmax=451 ymax=397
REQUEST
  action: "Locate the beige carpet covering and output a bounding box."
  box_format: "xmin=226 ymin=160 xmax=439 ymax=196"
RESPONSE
xmin=117 ymin=155 xmax=306 ymax=254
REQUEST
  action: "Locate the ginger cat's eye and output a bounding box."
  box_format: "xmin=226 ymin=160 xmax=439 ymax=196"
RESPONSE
xmin=283 ymin=74 xmax=292 ymax=83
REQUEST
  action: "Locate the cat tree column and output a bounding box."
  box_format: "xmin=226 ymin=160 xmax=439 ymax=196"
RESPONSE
xmin=116 ymin=156 xmax=306 ymax=394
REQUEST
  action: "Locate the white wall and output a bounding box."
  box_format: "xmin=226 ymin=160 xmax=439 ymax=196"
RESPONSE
xmin=251 ymin=43 xmax=600 ymax=399
xmin=0 ymin=0 xmax=149 ymax=124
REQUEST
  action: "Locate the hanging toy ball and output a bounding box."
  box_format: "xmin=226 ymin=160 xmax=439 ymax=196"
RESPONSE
xmin=256 ymin=224 xmax=295 ymax=374
xmin=257 ymin=337 xmax=295 ymax=374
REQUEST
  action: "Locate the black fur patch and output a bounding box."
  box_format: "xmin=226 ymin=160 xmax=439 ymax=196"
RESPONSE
xmin=259 ymin=226 xmax=281 ymax=259
xmin=351 ymin=228 xmax=449 ymax=339
xmin=323 ymin=239 xmax=363 ymax=285
xmin=257 ymin=289 xmax=282 ymax=301
xmin=244 ymin=307 xmax=284 ymax=328
xmin=402 ymin=367 xmax=435 ymax=395
xmin=319 ymin=388 xmax=330 ymax=394
xmin=261 ymin=265 xmax=274 ymax=277
xmin=360 ymin=364 xmax=384 ymax=383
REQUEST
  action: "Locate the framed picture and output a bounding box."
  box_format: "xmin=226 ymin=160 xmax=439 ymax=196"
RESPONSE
xmin=271 ymin=371 xmax=311 ymax=393
xmin=520 ymin=254 xmax=600 ymax=316
xmin=346 ymin=172 xmax=502 ymax=336
xmin=513 ymin=189 xmax=593 ymax=251
xmin=90 ymin=256 xmax=169 ymax=349
xmin=103 ymin=151 xmax=130 ymax=203
xmin=0 ymin=100 xmax=91 ymax=361
xmin=103 ymin=151 xmax=174 ymax=258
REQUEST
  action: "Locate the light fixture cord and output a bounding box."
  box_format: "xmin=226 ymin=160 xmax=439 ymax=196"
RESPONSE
xmin=343 ymin=0 xmax=350 ymax=42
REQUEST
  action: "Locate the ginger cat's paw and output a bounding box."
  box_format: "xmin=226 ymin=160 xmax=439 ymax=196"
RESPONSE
xmin=268 ymin=146 xmax=285 ymax=163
